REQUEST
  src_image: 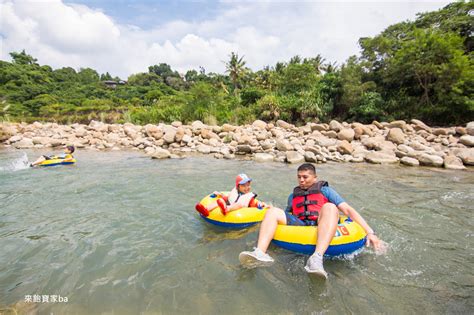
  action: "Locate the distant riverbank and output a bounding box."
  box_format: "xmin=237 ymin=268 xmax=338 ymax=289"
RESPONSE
xmin=1 ymin=119 xmax=473 ymax=169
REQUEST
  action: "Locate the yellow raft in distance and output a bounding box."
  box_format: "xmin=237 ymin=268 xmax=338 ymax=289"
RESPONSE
xmin=38 ymin=158 xmax=76 ymax=167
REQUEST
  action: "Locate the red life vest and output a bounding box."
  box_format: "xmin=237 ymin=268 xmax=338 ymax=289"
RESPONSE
xmin=291 ymin=181 xmax=329 ymax=222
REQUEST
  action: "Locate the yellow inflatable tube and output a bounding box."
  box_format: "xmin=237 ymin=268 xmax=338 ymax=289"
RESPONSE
xmin=197 ymin=192 xmax=268 ymax=228
xmin=272 ymin=216 xmax=367 ymax=256
xmin=38 ymin=158 xmax=76 ymax=167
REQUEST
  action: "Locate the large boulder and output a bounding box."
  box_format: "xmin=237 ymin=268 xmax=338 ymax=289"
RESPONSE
xmin=276 ymin=139 xmax=294 ymax=151
xmin=452 ymin=148 xmax=474 ymax=165
xmin=254 ymin=153 xmax=274 ymax=163
xmin=361 ymin=136 xmax=385 ymax=150
xmin=337 ymin=128 xmax=355 ymax=142
xmin=13 ymin=138 xmax=34 ymax=149
xmin=74 ymin=128 xmax=88 ymax=138
xmin=175 ymin=128 xmax=185 ymax=143
xmin=236 ymin=145 xmax=252 ymax=154
xmin=163 ymin=126 xmax=177 ymax=144
xmin=459 ymin=135 xmax=474 ymax=147
xmin=8 ymin=135 xmax=22 ymax=143
xmin=304 ymin=151 xmax=318 ymax=163
xmin=400 ymin=156 xmax=419 ymax=166
xmin=145 ymin=125 xmax=163 ymax=140
xmin=432 ymin=128 xmax=453 ymax=136
xmin=260 ymin=139 xmax=275 ymax=150
xmin=410 ymin=119 xmax=432 ymax=132
xmin=443 ymin=155 xmax=466 ymax=170
xmin=0 ymin=125 xmax=16 ymax=141
xmin=222 ymin=124 xmax=236 ymax=132
xmin=364 ymin=151 xmax=398 ymax=164
xmin=191 ymin=120 xmax=206 ymax=131
xmin=276 ymin=120 xmax=293 ymax=129
xmin=466 ymin=121 xmax=474 ymax=136
xmin=329 ymin=120 xmax=343 ymax=132
xmin=386 ymin=128 xmax=406 ymax=145
xmin=417 ymin=153 xmax=444 ymax=167
xmin=197 ymin=145 xmax=211 ymax=154
xmin=313 ymin=136 xmax=337 ymax=147
xmin=252 ymin=120 xmax=267 ymax=129
xmin=201 ymin=128 xmax=219 ymax=140
xmin=387 ymin=120 xmax=407 ymax=129
xmin=311 ymin=124 xmax=328 ymax=132
xmin=151 ymin=148 xmax=171 ymax=159
xmin=286 ymin=151 xmax=305 ymax=164
xmin=337 ymin=140 xmax=353 ymax=155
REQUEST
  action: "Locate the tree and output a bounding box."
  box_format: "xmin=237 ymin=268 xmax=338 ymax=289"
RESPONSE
xmin=225 ymin=52 xmax=247 ymax=91
xmin=10 ymin=50 xmax=38 ymax=65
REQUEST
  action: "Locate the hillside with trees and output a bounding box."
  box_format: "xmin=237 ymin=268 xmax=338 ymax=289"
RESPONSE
xmin=0 ymin=2 xmax=472 ymax=126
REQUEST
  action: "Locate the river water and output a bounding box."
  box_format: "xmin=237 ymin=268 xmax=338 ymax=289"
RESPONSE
xmin=0 ymin=148 xmax=472 ymax=314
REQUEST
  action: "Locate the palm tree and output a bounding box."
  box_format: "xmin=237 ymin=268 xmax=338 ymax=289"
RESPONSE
xmin=304 ymin=54 xmax=325 ymax=74
xmin=322 ymin=61 xmax=338 ymax=73
xmin=224 ymin=52 xmax=247 ymax=91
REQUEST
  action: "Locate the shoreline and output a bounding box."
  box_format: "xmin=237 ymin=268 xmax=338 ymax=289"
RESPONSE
xmin=1 ymin=119 xmax=473 ymax=170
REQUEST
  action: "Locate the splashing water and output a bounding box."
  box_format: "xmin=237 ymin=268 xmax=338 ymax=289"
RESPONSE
xmin=0 ymin=152 xmax=30 ymax=171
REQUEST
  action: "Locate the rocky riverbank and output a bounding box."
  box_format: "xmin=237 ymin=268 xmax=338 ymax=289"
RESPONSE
xmin=1 ymin=119 xmax=473 ymax=170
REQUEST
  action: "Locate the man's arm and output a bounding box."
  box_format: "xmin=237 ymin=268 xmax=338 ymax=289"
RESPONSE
xmin=337 ymin=202 xmax=383 ymax=250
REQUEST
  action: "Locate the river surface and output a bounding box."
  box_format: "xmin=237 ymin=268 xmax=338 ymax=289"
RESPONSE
xmin=0 ymin=148 xmax=473 ymax=314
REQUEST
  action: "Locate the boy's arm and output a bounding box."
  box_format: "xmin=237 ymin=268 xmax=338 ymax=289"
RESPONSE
xmin=285 ymin=193 xmax=293 ymax=213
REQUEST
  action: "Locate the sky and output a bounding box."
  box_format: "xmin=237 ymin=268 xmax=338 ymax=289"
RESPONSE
xmin=0 ymin=0 xmax=452 ymax=79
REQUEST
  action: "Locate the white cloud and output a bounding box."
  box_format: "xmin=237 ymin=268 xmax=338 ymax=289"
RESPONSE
xmin=0 ymin=0 xmax=451 ymax=79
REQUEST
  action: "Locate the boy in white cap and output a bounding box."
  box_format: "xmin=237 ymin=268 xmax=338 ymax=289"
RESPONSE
xmin=195 ymin=173 xmax=266 ymax=216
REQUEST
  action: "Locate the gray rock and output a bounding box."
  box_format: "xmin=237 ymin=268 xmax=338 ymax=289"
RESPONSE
xmin=286 ymin=151 xmax=305 ymax=164
xmin=236 ymin=145 xmax=252 ymax=154
xmin=276 ymin=139 xmax=294 ymax=151
xmin=400 ymin=156 xmax=419 ymax=166
xmin=311 ymin=124 xmax=328 ymax=132
xmin=252 ymin=120 xmax=267 ymax=129
xmin=466 ymin=121 xmax=474 ymax=136
xmin=364 ymin=151 xmax=399 ymax=164
xmin=329 ymin=120 xmax=343 ymax=132
xmin=387 ymin=120 xmax=407 ymax=129
xmin=191 ymin=120 xmax=206 ymax=131
xmin=361 ymin=136 xmax=385 ymax=150
xmin=299 ymin=124 xmax=312 ymax=134
xmin=144 ymin=146 xmax=156 ymax=155
xmin=314 ymin=136 xmax=337 ymax=147
xmin=372 ymin=121 xmax=384 ymax=129
xmin=304 ymin=151 xmax=318 ymax=163
xmin=386 ymin=128 xmax=406 ymax=144
xmin=8 ymin=135 xmax=22 ymax=143
xmin=417 ymin=153 xmax=444 ymax=167
xmin=14 ymin=138 xmax=34 ymax=149
xmin=260 ymin=139 xmax=275 ymax=150
xmin=151 ymin=148 xmax=171 ymax=159
xmin=454 ymin=127 xmax=466 ymax=136
xmin=145 ymin=125 xmax=163 ymax=140
xmin=322 ymin=130 xmax=338 ymax=139
xmin=197 ymin=145 xmax=211 ymax=154
xmin=337 ymin=128 xmax=355 ymax=142
xmin=452 ymin=148 xmax=474 ymax=165
xmin=276 ymin=120 xmax=292 ymax=129
xmin=222 ymin=124 xmax=236 ymax=132
xmin=337 ymin=140 xmax=353 ymax=155
xmin=254 ymin=153 xmax=274 ymax=162
xmin=410 ymin=119 xmax=432 ymax=132
xmin=443 ymin=155 xmax=466 ymax=170
xmin=459 ymin=135 xmax=474 ymax=147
